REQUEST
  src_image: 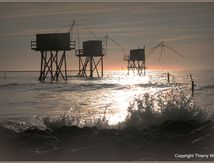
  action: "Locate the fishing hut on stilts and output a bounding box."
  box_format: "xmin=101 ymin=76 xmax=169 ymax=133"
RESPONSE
xmin=72 ymin=21 xmax=128 ymax=78
xmin=66 ymin=22 xmax=105 ymax=78
xmin=31 ymin=33 xmax=75 ymax=82
xmin=76 ymin=40 xmax=104 ymax=77
xmin=124 ymin=47 xmax=146 ymax=76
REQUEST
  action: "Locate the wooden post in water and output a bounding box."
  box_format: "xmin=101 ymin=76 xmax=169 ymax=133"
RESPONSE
xmin=190 ymin=74 xmax=196 ymax=97
xmin=90 ymin=57 xmax=93 ymax=77
xmin=31 ymin=33 xmax=75 ymax=82
xmin=191 ymin=80 xmax=195 ymax=97
xmin=167 ymin=72 xmax=170 ymax=83
xmin=3 ymin=71 xmax=6 ymax=80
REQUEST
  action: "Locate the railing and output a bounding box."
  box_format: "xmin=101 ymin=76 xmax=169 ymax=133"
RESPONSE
xmin=75 ymin=49 xmax=105 ymax=57
xmin=31 ymin=40 xmax=76 ymax=51
xmin=31 ymin=41 xmax=37 ymax=50
xmin=70 ymin=41 xmax=75 ymax=49
xmin=75 ymin=49 xmax=83 ymax=56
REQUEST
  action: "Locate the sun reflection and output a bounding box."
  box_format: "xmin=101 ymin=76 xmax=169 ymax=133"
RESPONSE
xmin=120 ymin=75 xmax=150 ymax=86
xmin=66 ymin=72 xmax=166 ymax=126
xmin=99 ymin=75 xmax=151 ymax=125
xmin=107 ymin=113 xmax=127 ymax=125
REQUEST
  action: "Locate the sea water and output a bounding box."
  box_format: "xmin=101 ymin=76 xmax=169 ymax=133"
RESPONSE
xmin=0 ymin=70 xmax=213 ymax=160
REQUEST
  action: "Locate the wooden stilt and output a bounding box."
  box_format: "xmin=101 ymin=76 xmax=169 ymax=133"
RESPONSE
xmin=38 ymin=51 xmax=69 ymax=82
xmin=64 ymin=51 xmax=67 ymax=81
xmin=75 ymin=40 xmax=104 ymax=78
xmin=127 ymin=60 xmax=145 ymax=76
xmin=101 ymin=56 xmax=103 ymax=77
xmin=125 ymin=48 xmax=146 ymax=77
xmin=90 ymin=57 xmax=93 ymax=77
xmin=31 ymin=33 xmax=75 ymax=82
xmin=76 ymin=56 xmax=104 ymax=78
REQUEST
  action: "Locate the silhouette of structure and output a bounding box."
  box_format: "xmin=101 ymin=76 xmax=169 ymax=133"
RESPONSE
xmin=124 ymin=47 xmax=146 ymax=76
xmin=75 ymin=40 xmax=104 ymax=77
xmin=31 ymin=33 xmax=75 ymax=82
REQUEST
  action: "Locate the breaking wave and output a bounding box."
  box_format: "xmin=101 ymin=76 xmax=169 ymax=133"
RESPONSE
xmin=0 ymin=88 xmax=213 ymax=160
xmin=123 ymin=88 xmax=209 ymax=128
xmin=1 ymin=88 xmax=211 ymax=133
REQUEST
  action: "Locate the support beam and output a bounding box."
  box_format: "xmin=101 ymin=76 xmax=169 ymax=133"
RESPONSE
xmin=77 ymin=56 xmax=103 ymax=78
xmin=127 ymin=60 xmax=145 ymax=76
xmin=90 ymin=57 xmax=93 ymax=77
xmin=39 ymin=50 xmax=68 ymax=82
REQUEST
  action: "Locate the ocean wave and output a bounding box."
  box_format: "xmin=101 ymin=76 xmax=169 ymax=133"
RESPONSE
xmin=29 ymin=83 xmax=120 ymax=92
xmin=1 ymin=119 xmax=212 ymax=137
xmin=0 ymin=117 xmax=213 ymax=160
xmin=0 ymin=82 xmax=20 ymax=87
xmin=1 ymin=88 xmax=211 ymax=133
xmin=123 ymin=89 xmax=209 ymax=129
xmin=0 ymin=82 xmax=37 ymax=89
xmin=199 ymin=85 xmax=214 ymax=90
xmin=0 ymin=71 xmax=213 ymax=160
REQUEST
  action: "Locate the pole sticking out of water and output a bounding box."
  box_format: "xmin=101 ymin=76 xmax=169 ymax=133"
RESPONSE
xmin=190 ymin=74 xmax=193 ymax=81
xmin=192 ymin=80 xmax=195 ymax=97
xmin=167 ymin=72 xmax=170 ymax=83
xmin=3 ymin=71 xmax=6 ymax=80
xmin=190 ymin=74 xmax=196 ymax=97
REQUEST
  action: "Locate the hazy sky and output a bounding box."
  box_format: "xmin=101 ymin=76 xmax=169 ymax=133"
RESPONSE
xmin=0 ymin=2 xmax=214 ymax=70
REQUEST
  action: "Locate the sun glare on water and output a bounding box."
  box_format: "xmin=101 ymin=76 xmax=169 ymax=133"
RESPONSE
xmin=98 ymin=75 xmax=152 ymax=125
